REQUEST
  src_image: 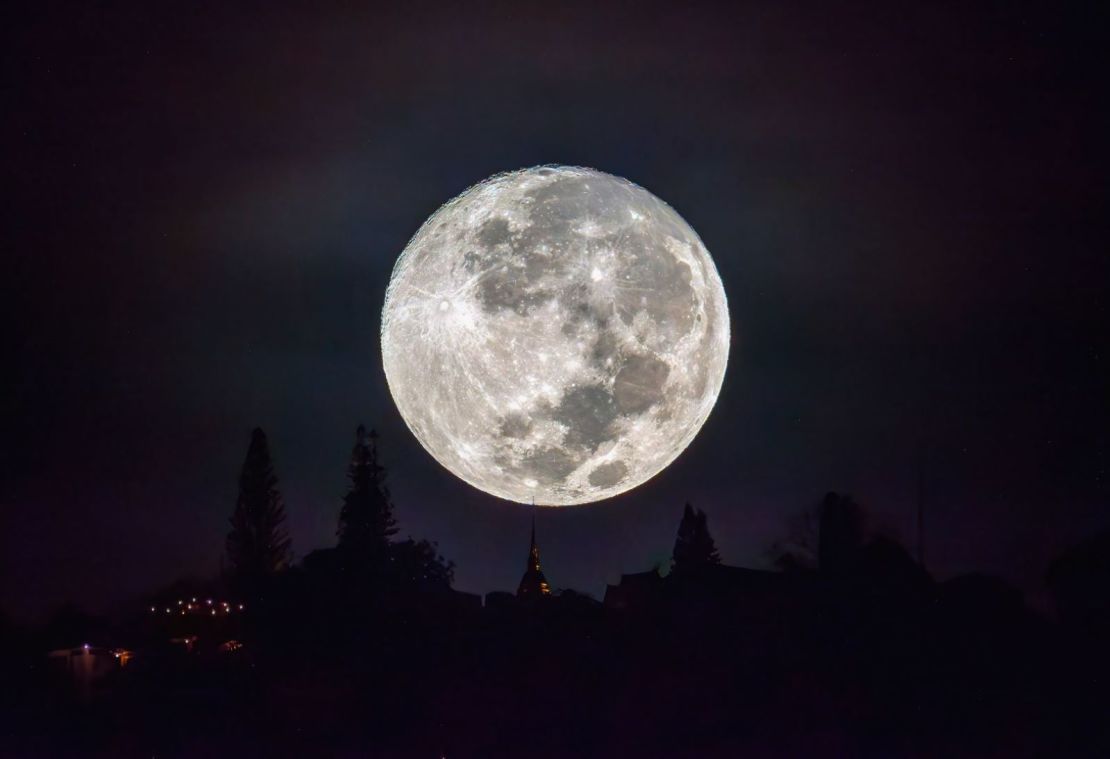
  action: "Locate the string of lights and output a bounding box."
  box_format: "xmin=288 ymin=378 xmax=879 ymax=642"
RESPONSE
xmin=148 ymin=598 xmax=245 ymax=616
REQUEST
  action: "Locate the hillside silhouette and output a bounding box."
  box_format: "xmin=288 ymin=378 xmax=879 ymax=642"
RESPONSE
xmin=2 ymin=427 xmax=1108 ymax=757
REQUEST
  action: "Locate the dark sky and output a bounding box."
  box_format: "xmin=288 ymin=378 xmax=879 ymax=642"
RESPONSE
xmin=3 ymin=1 xmax=1106 ymax=621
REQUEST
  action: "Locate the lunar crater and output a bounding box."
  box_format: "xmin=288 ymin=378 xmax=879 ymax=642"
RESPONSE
xmin=382 ymin=166 xmax=729 ymax=505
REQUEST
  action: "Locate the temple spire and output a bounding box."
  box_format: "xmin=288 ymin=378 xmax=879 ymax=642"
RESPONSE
xmin=517 ymin=506 xmax=551 ymax=597
xmin=529 ymin=512 xmax=539 ymax=565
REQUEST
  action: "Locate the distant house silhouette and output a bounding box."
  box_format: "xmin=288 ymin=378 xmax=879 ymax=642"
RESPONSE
xmin=603 ymin=569 xmax=663 ymax=610
xmin=604 ymin=497 xmax=939 ymax=620
xmin=604 ymin=563 xmax=813 ymax=624
xmin=608 ymin=502 xmax=808 ymax=615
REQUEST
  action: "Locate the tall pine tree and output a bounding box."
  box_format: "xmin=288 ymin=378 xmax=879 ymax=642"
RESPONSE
xmin=226 ymin=428 xmax=292 ymax=590
xmin=672 ymin=502 xmax=721 ymax=572
xmin=337 ymin=425 xmax=397 ymax=557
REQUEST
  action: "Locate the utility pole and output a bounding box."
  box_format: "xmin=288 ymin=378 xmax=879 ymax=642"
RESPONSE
xmin=915 ymin=438 xmax=926 ymax=568
xmin=916 ymin=467 xmax=925 ymax=567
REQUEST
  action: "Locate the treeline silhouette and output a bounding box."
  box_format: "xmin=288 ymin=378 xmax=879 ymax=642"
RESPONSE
xmin=2 ymin=426 xmax=1109 ymax=757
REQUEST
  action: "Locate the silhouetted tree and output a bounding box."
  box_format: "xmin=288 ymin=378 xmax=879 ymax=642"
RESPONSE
xmin=226 ymin=428 xmax=292 ymax=590
xmin=854 ymin=533 xmax=934 ymax=603
xmin=337 ymin=425 xmax=397 ymax=558
xmin=672 ymin=503 xmax=721 ymax=572
xmin=1047 ymin=529 xmax=1110 ymax=632
xmin=818 ymin=492 xmax=865 ymax=574
xmin=388 ymin=538 xmax=455 ymax=590
xmin=770 ymin=506 xmax=820 ymax=572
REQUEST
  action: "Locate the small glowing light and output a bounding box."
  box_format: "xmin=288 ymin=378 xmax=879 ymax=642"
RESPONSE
xmin=149 ymin=606 xmax=156 ymax=613
xmin=238 ymin=604 xmax=244 ymax=610
xmin=211 ymin=610 xmax=216 ymax=616
xmin=206 ymin=599 xmax=213 ymax=605
xmin=177 ymin=600 xmax=183 ymax=605
xmin=83 ymin=643 xmax=90 ymax=650
xmin=591 ymin=267 xmax=604 ymax=282
xmin=439 ymin=300 xmax=450 ymax=312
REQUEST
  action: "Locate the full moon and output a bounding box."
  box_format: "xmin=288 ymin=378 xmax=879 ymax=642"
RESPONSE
xmin=381 ymin=166 xmax=729 ymax=506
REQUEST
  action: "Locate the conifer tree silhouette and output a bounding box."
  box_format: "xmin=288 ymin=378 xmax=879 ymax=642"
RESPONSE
xmin=337 ymin=425 xmax=398 ymax=557
xmin=226 ymin=428 xmax=292 ymax=590
xmin=672 ymin=502 xmax=721 ymax=572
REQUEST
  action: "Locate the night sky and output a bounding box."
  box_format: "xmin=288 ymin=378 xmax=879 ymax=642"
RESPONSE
xmin=4 ymin=2 xmax=1106 ymax=621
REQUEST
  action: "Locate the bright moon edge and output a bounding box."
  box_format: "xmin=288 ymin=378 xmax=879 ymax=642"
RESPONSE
xmin=381 ymin=165 xmax=730 ymax=507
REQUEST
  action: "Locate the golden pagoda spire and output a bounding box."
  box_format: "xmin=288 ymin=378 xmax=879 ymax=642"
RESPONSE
xmin=517 ymin=506 xmax=551 ymax=597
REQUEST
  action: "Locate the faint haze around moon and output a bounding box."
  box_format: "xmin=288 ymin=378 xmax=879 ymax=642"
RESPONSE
xmin=381 ymin=166 xmax=729 ymax=506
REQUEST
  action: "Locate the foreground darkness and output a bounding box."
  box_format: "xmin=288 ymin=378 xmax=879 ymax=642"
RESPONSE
xmin=4 ymin=512 xmax=1110 ymax=758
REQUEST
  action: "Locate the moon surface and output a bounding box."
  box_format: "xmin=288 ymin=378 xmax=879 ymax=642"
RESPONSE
xmin=381 ymin=166 xmax=729 ymax=506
